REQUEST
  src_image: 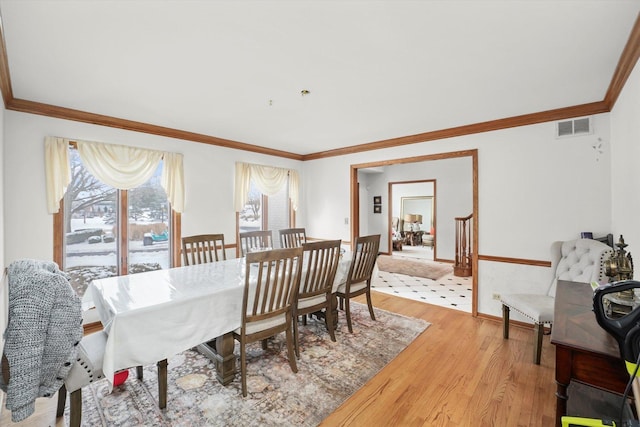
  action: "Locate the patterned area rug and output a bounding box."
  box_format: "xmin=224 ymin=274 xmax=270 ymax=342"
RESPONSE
xmin=376 ymin=255 xmax=452 ymax=280
xmin=64 ymin=302 xmax=429 ymax=426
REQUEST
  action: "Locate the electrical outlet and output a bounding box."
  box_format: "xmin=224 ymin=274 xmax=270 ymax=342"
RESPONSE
xmin=492 ymin=293 xmax=501 ymax=300
xmin=344 ymin=217 xmax=349 ymax=225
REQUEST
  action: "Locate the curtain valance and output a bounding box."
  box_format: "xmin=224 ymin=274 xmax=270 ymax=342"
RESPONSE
xmin=234 ymin=162 xmax=299 ymax=212
xmin=45 ymin=136 xmax=185 ymax=214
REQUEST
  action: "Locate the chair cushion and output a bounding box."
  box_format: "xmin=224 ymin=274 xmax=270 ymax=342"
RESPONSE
xmin=298 ymin=294 xmax=327 ymax=310
xmin=500 ymin=294 xmax=554 ymax=324
xmin=64 ymin=331 xmax=108 ymax=393
xmin=337 ymin=281 xmax=367 ymax=294
xmin=234 ymin=313 xmax=287 ymax=336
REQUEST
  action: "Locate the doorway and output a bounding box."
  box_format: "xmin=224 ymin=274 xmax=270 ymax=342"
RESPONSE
xmin=391 ymin=181 xmax=436 ymax=261
xmin=350 ymin=149 xmax=478 ymax=316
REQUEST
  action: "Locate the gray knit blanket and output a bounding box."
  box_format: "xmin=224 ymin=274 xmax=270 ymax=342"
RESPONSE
xmin=0 ymin=259 xmax=83 ymax=422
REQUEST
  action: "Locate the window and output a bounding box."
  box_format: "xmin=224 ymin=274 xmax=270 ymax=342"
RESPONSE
xmin=238 ymin=178 xmax=292 ymax=247
xmin=56 ymin=147 xmax=174 ymax=297
xmin=234 ymin=162 xmax=299 ymax=254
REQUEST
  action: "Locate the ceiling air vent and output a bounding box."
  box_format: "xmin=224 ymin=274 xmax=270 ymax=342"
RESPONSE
xmin=556 ymin=117 xmax=592 ymax=138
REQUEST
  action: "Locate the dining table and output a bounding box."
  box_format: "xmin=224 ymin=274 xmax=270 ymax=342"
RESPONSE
xmin=82 ymin=249 xmax=354 ymax=406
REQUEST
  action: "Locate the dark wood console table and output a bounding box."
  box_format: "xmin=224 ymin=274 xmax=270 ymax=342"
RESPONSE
xmin=403 ymin=230 xmax=423 ymax=246
xmin=550 ymin=280 xmax=631 ymax=427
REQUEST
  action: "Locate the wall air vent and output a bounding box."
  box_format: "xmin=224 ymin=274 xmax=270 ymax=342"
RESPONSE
xmin=556 ymin=117 xmax=592 ymax=138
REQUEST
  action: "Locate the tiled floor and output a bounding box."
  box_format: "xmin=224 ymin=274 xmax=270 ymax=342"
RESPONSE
xmin=371 ymin=245 xmax=473 ymax=312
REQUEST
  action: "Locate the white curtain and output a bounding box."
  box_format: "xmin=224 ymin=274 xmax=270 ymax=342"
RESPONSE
xmin=161 ymin=152 xmax=185 ymax=213
xmin=76 ymin=141 xmax=163 ymax=189
xmin=44 ymin=137 xmax=71 ymax=213
xmin=234 ymin=162 xmax=299 ymax=212
xmin=44 ymin=136 xmax=185 ymax=213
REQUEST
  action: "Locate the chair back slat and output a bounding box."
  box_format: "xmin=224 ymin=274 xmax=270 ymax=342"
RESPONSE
xmin=239 ymin=230 xmax=274 ymax=256
xmin=279 ymin=228 xmax=307 ymax=248
xmin=300 ymin=240 xmax=341 ymax=298
xmin=243 ymin=247 xmax=303 ymax=323
xmin=346 ymin=235 xmax=380 ymax=287
xmin=182 ymin=234 xmax=226 ymax=266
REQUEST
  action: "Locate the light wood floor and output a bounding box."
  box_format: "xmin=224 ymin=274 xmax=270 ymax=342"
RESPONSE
xmin=321 ymin=292 xmax=556 ymax=426
xmin=1 ymin=292 xmax=556 ymax=426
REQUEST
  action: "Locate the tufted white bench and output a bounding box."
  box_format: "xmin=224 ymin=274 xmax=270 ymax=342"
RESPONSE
xmin=500 ymin=239 xmax=613 ymax=364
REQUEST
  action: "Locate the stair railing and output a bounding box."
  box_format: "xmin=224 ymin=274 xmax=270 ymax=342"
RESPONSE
xmin=454 ymin=213 xmax=473 ymax=277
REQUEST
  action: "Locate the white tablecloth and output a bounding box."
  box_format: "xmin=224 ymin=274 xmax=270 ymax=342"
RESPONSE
xmin=84 ymin=252 xmax=353 ymax=389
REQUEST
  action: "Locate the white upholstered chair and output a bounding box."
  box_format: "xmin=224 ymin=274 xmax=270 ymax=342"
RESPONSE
xmin=500 ymin=239 xmax=613 ymax=364
xmin=56 ymin=331 xmax=108 ymax=427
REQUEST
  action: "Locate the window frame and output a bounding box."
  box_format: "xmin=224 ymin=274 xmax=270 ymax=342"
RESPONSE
xmin=54 ymin=198 xmax=181 ymax=273
xmin=235 ymin=184 xmax=294 ymax=257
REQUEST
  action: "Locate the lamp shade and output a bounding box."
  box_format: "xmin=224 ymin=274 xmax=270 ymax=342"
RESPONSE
xmin=404 ymin=214 xmax=416 ymax=223
xmin=415 ymin=214 xmax=422 ymax=224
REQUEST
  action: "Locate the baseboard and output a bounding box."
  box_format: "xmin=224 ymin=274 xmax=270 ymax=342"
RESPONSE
xmin=477 ymin=312 xmax=536 ymax=330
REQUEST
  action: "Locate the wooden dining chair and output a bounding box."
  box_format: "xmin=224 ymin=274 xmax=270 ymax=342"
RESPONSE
xmin=182 ymin=233 xmax=226 ymax=266
xmin=336 ymin=234 xmax=381 ymax=333
xmin=279 ymin=228 xmax=307 ymax=248
xmin=293 ymin=239 xmax=342 ymax=358
xmin=232 ymin=247 xmax=303 ymax=397
xmin=238 ymin=230 xmax=273 ymax=256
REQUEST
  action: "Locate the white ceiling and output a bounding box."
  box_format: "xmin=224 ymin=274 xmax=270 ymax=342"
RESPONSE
xmin=1 ymin=0 xmax=638 ymax=156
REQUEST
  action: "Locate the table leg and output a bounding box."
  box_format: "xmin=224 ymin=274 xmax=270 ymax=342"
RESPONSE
xmin=554 ymin=346 xmax=571 ymax=427
xmin=197 ymin=333 xmax=236 ymax=385
xmin=309 ymin=294 xmax=339 ymax=332
xmin=157 ymin=359 xmax=167 ymax=409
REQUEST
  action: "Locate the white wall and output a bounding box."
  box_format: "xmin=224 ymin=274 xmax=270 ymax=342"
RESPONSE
xmin=3 ymin=111 xmax=303 ymax=263
xmin=303 ymin=114 xmax=612 ymax=318
xmin=611 ymin=60 xmax=640 ymax=265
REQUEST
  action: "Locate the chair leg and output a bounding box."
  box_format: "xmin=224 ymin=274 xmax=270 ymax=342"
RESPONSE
xmin=136 ymin=365 xmax=144 ymax=379
xmin=345 ymin=297 xmax=353 ymax=333
xmin=365 ymin=289 xmax=376 ymax=321
xmin=293 ymin=313 xmax=301 ymax=359
xmin=502 ymin=305 xmax=510 ymax=339
xmin=69 ymin=389 xmax=82 ymax=427
xmin=56 ymin=384 xmax=67 ymax=418
xmin=325 ymin=307 xmax=336 ymax=342
xmin=157 ymin=359 xmax=167 ymax=409
xmin=533 ymin=323 xmax=543 ymax=365
xmin=241 ymin=340 xmax=247 ymax=397
xmin=285 ymin=325 xmax=298 ymax=374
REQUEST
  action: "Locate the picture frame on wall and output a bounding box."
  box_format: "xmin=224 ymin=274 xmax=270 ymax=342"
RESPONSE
xmin=373 ymin=196 xmax=382 ymax=205
xmin=373 ymin=205 xmax=382 ymax=214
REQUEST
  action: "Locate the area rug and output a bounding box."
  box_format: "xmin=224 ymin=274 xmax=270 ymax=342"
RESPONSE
xmin=376 ymin=255 xmax=452 ymax=280
xmin=64 ymin=302 xmax=429 ymax=426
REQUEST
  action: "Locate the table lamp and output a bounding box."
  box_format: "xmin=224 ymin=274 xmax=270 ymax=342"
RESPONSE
xmin=414 ymin=214 xmax=422 ymax=231
xmin=403 ymin=214 xmax=415 ymax=231
xmin=404 ymin=214 xmax=421 ymax=231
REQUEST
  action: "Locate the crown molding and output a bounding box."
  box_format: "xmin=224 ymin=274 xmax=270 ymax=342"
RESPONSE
xmin=6 ymin=97 xmax=304 ymax=161
xmin=604 ymin=12 xmax=640 ymax=109
xmin=301 ymin=101 xmax=609 ymax=161
xmin=0 ymin=12 xmax=638 ymax=161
